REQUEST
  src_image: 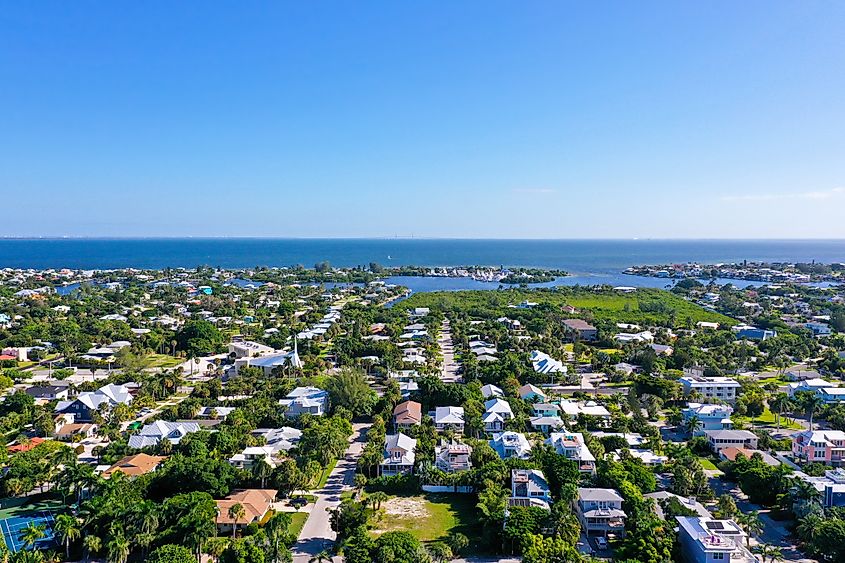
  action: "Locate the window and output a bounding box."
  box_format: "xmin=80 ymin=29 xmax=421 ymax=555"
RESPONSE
xmin=713 ymin=552 xmax=725 ymax=560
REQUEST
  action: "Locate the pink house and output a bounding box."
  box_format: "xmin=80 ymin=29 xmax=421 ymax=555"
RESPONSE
xmin=793 ymin=430 xmax=845 ymax=465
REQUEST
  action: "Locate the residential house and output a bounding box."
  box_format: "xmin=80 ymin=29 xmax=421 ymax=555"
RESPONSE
xmin=547 ymin=432 xmax=596 ymax=474
xmin=529 ymin=416 xmax=565 ymax=434
xmin=575 ymin=488 xmax=627 ymax=538
xmin=791 ymin=468 xmax=845 ymax=508
xmin=229 ymin=446 xmax=278 ymax=470
xmin=530 ymin=350 xmax=567 ymax=376
xmin=788 ymin=378 xmax=838 ymax=397
xmin=25 ymin=385 xmax=69 ymax=402
xmin=250 ymin=427 xmax=303 ymax=452
xmin=732 ymin=325 xmax=776 ymax=341
xmin=718 ymin=447 xmax=779 ymax=467
xmin=676 ymin=516 xmax=755 ymax=563
xmin=279 ymin=387 xmax=328 ymax=417
xmin=435 ymin=440 xmax=472 ymax=473
xmin=490 ymin=431 xmax=532 ymax=459
xmin=128 ymin=420 xmax=200 ymax=449
xmin=480 ymin=384 xmax=504 ymax=399
xmin=792 ymin=430 xmax=845 ymax=465
xmin=433 ymin=406 xmax=465 ymax=433
xmin=380 ymin=433 xmax=417 ymax=476
xmin=56 ymin=383 xmax=133 ymax=422
xmin=518 ymin=384 xmax=547 ymax=403
xmin=393 ymin=400 xmax=422 ymax=429
xmin=682 ymin=403 xmax=734 ymax=435
xmin=562 ymin=319 xmax=598 ymax=341
xmin=510 ymin=469 xmax=551 ymax=510
xmin=816 ymin=387 xmax=845 ymax=404
xmin=558 ymin=400 xmax=612 ymax=427
xmin=55 ymin=423 xmax=97 ymax=442
xmin=704 ymin=430 xmax=759 ymax=453
xmin=102 ymin=453 xmax=167 ymax=479
xmin=532 ymin=403 xmax=561 ymax=418
xmin=215 ymin=490 xmax=277 ymax=534
xmin=483 ymin=398 xmax=513 ymax=433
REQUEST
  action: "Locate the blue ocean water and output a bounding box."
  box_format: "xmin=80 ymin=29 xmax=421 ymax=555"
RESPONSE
xmin=1 ymin=238 xmax=843 ymax=272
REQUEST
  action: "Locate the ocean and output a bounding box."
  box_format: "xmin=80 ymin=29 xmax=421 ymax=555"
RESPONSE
xmin=1 ymin=238 xmax=843 ymax=271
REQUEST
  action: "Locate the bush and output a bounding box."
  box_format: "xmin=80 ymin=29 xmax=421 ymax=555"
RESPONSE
xmin=367 ymin=473 xmax=420 ymax=495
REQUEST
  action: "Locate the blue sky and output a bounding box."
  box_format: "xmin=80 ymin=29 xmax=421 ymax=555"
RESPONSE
xmin=1 ymin=2 xmax=843 ymax=238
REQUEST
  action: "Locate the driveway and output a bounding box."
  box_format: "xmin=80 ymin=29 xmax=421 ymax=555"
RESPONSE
xmin=292 ymin=422 xmax=369 ymax=563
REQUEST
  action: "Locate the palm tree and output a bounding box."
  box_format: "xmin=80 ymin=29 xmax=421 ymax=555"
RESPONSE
xmin=253 ymin=458 xmax=273 ymax=489
xmin=83 ymin=534 xmax=102 ymax=563
xmin=309 ymin=550 xmax=332 ymax=563
xmin=53 ymin=514 xmax=81 ymax=559
xmin=683 ymin=414 xmax=701 ymax=436
xmin=737 ymin=511 xmax=763 ymax=547
xmin=353 ymin=473 xmax=367 ymax=496
xmin=107 ymin=533 xmax=130 ymax=563
xmin=806 ymin=394 xmax=825 ymax=432
xmin=768 ymin=393 xmax=791 ymax=430
xmin=754 ymin=543 xmax=784 ymax=563
xmin=369 ymin=491 xmax=389 ymax=511
xmin=20 ymin=523 xmax=46 ymax=549
xmin=228 ymin=502 xmax=246 ymax=539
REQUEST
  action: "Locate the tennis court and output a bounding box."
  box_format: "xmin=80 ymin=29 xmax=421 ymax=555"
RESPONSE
xmin=0 ymin=511 xmax=56 ymax=553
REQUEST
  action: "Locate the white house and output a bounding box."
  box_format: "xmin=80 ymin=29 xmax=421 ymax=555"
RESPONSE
xmin=434 ymin=406 xmax=465 ymax=433
xmin=546 ymin=432 xmax=596 ymax=474
xmin=703 ymin=430 xmax=758 ymax=453
xmin=480 ymin=384 xmax=504 ymax=399
xmin=788 ymin=378 xmax=838 ymax=397
xmin=490 ymin=431 xmax=532 ymax=459
xmin=482 ymin=398 xmax=513 ymax=433
xmin=676 ymin=517 xmax=755 ymax=563
xmin=279 ymin=387 xmax=328 ymax=417
xmin=128 ymin=421 xmax=200 ymax=449
xmin=530 ymin=350 xmax=567 ymax=376
xmin=380 ymin=433 xmax=417 ymax=476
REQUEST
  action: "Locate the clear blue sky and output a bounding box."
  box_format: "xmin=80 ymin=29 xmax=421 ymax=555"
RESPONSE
xmin=1 ymin=2 xmax=844 ymax=238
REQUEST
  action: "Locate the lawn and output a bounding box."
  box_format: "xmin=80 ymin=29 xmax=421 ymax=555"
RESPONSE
xmin=739 ymin=408 xmax=803 ymax=430
xmin=697 ymin=457 xmax=718 ymax=471
xmin=288 ymin=512 xmax=308 ymax=540
xmin=145 ymin=354 xmax=183 ymax=368
xmin=315 ymin=459 xmax=338 ymax=489
xmin=371 ymin=494 xmax=480 ymax=545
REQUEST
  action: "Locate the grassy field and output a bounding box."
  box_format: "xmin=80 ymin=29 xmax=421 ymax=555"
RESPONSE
xmin=288 ymin=512 xmax=308 ymax=539
xmin=371 ymin=493 xmax=480 ymax=545
xmin=145 ymin=354 xmax=184 ymax=368
xmin=396 ymin=287 xmax=734 ymax=326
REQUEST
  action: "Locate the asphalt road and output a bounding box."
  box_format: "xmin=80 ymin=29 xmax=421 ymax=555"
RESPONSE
xmin=438 ymin=319 xmax=461 ymax=383
xmin=291 ymin=422 xmax=369 ymax=563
